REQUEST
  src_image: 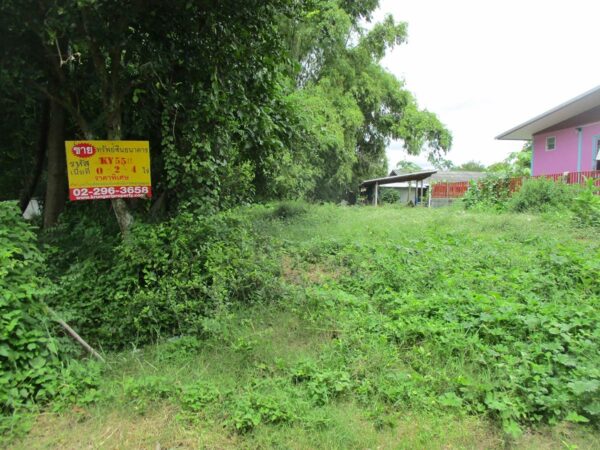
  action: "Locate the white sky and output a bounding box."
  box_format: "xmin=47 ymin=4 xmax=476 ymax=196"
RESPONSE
xmin=374 ymin=0 xmax=600 ymax=170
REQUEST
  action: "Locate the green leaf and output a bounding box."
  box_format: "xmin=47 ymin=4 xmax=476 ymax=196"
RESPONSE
xmin=502 ymin=420 xmax=523 ymax=439
xmin=568 ymin=380 xmax=600 ymax=395
xmin=438 ymin=392 xmax=462 ymax=408
xmin=565 ymin=412 xmax=590 ymax=423
xmin=30 ymin=356 xmax=46 ymax=370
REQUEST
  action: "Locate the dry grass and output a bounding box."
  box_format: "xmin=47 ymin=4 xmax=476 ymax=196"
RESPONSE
xmin=281 ymin=255 xmax=346 ymax=286
xmin=14 ymin=402 xmax=600 ymax=450
xmin=14 ymin=403 xmax=239 ymax=450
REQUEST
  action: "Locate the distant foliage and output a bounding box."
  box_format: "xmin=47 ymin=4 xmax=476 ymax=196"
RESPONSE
xmin=487 ymin=142 xmax=532 ymax=177
xmin=0 ymin=202 xmax=59 ymax=413
xmin=395 ymin=160 xmax=422 ymax=172
xmin=452 ymin=160 xmax=486 ymax=172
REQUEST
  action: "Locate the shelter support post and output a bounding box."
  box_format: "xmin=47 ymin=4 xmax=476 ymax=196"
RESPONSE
xmin=373 ymin=182 xmax=378 ymax=206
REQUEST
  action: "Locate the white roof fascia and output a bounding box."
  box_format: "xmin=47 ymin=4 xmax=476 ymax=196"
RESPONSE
xmin=496 ymin=85 xmax=600 ymax=141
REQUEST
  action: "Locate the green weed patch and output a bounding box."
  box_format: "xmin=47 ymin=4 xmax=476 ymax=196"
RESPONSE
xmin=7 ymin=204 xmax=600 ymax=448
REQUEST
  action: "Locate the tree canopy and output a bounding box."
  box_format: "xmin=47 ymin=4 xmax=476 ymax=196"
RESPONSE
xmin=395 ymin=160 xmax=423 ymax=172
xmin=452 ymin=160 xmax=487 ymax=172
xmin=1 ymin=0 xmax=452 ymax=224
xmin=487 ymin=142 xmax=532 ymax=176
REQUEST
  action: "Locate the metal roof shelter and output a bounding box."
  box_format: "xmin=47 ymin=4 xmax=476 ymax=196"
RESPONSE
xmin=388 ymin=170 xmax=486 ymax=184
xmin=429 ymin=171 xmax=486 ymax=183
xmin=497 ymin=85 xmax=600 ymax=140
xmin=360 ymin=170 xmax=437 ymax=206
xmin=361 ymin=170 xmax=437 ymax=187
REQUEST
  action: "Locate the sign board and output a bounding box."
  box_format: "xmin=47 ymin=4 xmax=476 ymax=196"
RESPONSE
xmin=65 ymin=141 xmax=152 ymax=201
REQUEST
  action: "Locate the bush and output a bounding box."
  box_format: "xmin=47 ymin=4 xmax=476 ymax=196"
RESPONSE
xmin=0 ymin=202 xmax=59 ymax=413
xmin=571 ymin=178 xmax=600 ymax=227
xmin=463 ymin=175 xmax=512 ymax=210
xmin=465 ymin=175 xmax=589 ymax=218
xmin=379 ymin=188 xmax=401 ymax=204
xmin=48 ymin=207 xmax=284 ymax=349
xmin=508 ymin=177 xmax=578 ymax=213
xmin=270 ymin=201 xmax=308 ymax=220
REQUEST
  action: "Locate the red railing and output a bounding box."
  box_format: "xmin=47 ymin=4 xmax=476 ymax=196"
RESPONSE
xmin=431 ymin=181 xmax=469 ymax=198
xmin=431 ymin=171 xmax=600 ymax=199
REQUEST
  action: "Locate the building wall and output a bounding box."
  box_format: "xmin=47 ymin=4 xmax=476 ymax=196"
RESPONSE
xmin=532 ymin=122 xmax=600 ymax=176
xmin=430 ymin=198 xmax=457 ymax=208
xmin=532 ymin=127 xmax=579 ymax=176
xmin=581 ymin=122 xmax=600 ymax=171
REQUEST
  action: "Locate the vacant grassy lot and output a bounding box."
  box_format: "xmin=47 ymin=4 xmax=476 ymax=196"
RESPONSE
xmin=8 ymin=204 xmax=600 ymax=449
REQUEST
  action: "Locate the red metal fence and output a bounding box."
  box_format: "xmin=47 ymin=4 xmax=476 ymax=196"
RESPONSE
xmin=431 ymin=171 xmax=600 ymax=199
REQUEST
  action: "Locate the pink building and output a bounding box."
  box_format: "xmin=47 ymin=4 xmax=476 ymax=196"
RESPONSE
xmin=497 ymin=86 xmax=600 ymax=176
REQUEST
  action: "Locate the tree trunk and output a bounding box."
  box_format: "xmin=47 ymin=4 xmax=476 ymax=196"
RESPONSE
xmin=43 ymin=100 xmax=67 ymax=228
xmin=107 ymin=105 xmax=134 ymax=236
xmin=149 ymin=191 xmax=168 ymax=219
xmin=19 ymin=99 xmax=50 ymax=213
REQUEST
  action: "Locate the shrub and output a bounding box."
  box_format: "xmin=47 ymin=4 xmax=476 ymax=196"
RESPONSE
xmin=49 ymin=360 xmax=105 ymax=409
xmin=508 ymin=177 xmax=578 ymax=213
xmin=571 ymin=177 xmax=600 ymax=227
xmin=229 ymin=388 xmax=296 ymax=432
xmin=0 ymin=202 xmax=59 ymax=413
xmin=463 ymin=175 xmax=512 ymax=210
xmin=179 ymin=381 xmax=220 ymax=412
xmin=379 ymin=188 xmax=401 ymax=204
xmin=48 ymin=207 xmax=284 ymax=349
xmin=155 ymin=336 xmax=202 ymax=363
xmin=270 ymin=201 xmax=308 ymax=220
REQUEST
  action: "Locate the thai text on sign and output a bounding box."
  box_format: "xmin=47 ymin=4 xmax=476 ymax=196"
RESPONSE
xmin=65 ymin=141 xmax=152 ymax=200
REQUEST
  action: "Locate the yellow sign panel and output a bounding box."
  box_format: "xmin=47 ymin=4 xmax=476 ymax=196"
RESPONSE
xmin=65 ymin=140 xmax=151 ymax=200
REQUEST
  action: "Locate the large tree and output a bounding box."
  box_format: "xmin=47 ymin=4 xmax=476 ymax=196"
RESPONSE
xmin=1 ymin=0 xmax=301 ymax=225
xmin=1 ymin=0 xmax=452 ymax=216
xmin=280 ymin=0 xmax=452 ymax=200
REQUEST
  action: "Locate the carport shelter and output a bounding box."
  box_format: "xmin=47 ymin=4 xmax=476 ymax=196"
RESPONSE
xmin=360 ymin=170 xmax=437 ymax=205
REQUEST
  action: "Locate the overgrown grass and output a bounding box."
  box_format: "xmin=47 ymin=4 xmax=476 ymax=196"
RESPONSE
xmin=7 ymin=204 xmax=600 ymax=448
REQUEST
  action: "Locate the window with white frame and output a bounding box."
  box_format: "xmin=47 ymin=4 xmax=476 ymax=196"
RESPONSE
xmin=545 ymin=136 xmax=556 ymax=151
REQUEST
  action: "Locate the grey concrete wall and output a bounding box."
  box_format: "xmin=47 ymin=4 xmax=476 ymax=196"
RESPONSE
xmin=430 ymin=198 xmax=457 ymax=208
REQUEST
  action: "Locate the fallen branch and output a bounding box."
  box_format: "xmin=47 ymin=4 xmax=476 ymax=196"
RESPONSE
xmin=48 ymin=307 xmax=105 ymax=362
